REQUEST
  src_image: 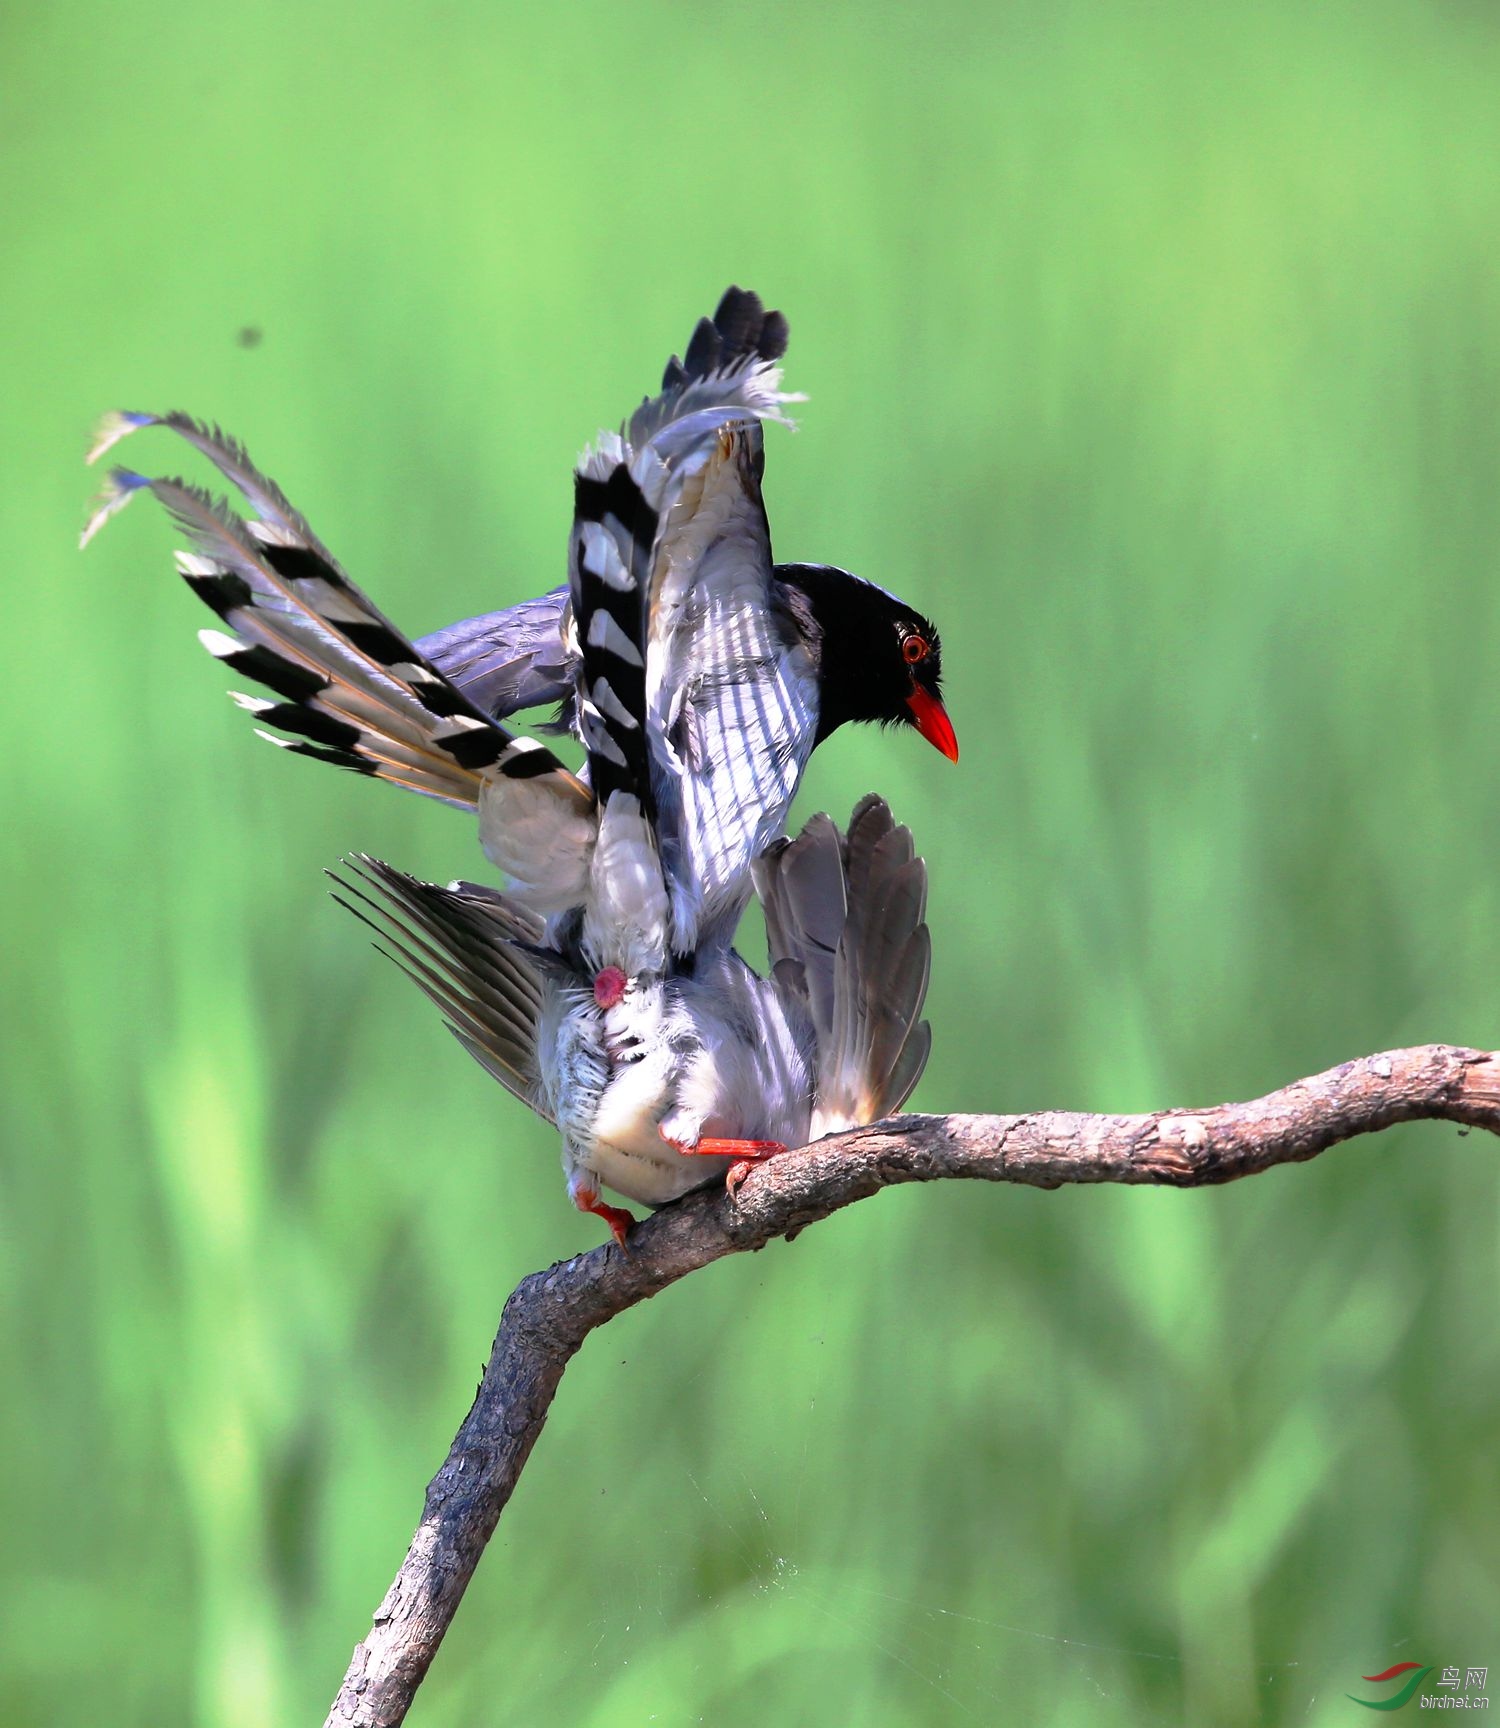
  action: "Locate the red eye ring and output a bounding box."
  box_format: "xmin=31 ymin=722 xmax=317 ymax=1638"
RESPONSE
xmin=902 ymin=634 xmax=930 ymax=666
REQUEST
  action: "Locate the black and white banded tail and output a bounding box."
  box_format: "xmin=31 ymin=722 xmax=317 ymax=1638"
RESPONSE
xmin=82 ymin=413 xmax=594 ymax=909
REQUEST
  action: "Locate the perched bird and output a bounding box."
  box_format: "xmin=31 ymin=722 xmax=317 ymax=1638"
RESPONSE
xmin=331 ymin=794 xmax=932 ymax=1240
xmin=82 ymin=288 xmax=945 ymax=1237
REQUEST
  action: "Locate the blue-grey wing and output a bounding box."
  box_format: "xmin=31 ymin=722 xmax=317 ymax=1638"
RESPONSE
xmin=416 ymin=586 xmax=576 ymax=728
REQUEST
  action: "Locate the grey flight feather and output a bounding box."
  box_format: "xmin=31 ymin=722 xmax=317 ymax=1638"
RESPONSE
xmin=753 ymin=794 xmax=933 ymax=1134
xmin=328 ymin=856 xmax=552 ymax=1122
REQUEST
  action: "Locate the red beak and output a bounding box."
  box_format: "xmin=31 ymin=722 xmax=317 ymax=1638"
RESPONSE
xmin=906 ymin=688 xmax=959 ymax=762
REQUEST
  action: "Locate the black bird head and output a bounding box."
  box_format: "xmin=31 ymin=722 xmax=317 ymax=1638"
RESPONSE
xmin=777 ymin=563 xmax=958 ymax=762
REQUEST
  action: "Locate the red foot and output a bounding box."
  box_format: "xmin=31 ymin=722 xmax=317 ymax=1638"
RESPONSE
xmin=573 ymin=1186 xmax=635 ymax=1248
xmin=593 ymin=967 xmax=628 ymax=1009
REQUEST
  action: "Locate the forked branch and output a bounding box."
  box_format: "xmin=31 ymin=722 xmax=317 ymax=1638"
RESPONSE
xmin=323 ymin=1043 xmax=1500 ymax=1727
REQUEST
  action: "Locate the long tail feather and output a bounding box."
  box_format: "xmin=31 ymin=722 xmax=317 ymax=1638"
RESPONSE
xmin=83 ymin=429 xmax=596 ymax=901
xmin=89 ymin=409 xmax=334 ymax=562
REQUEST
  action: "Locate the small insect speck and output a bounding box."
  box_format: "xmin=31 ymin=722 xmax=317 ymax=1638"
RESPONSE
xmin=237 ymin=325 xmax=263 ymax=349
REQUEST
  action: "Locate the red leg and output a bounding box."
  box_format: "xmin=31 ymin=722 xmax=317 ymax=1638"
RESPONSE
xmin=667 ymin=1135 xmax=788 ymax=1160
xmin=572 ymin=1185 xmax=635 ymax=1248
xmin=659 ymin=1130 xmax=789 ymax=1200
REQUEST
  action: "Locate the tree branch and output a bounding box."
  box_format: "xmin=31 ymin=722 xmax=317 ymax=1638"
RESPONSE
xmin=323 ymin=1043 xmax=1500 ymax=1727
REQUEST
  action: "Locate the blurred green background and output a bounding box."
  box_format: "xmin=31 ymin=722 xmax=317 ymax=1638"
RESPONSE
xmin=4 ymin=1 xmax=1499 ymax=1723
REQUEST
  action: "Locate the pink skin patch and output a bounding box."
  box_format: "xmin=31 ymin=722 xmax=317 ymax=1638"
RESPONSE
xmin=593 ymin=967 xmax=628 ymax=1009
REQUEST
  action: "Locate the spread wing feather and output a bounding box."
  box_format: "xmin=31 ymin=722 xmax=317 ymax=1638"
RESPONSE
xmin=570 ymin=288 xmax=814 ymax=954
xmin=328 ymin=856 xmax=551 ymax=1121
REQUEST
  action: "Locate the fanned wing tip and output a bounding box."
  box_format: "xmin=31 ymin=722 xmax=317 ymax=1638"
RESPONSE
xmin=80 ymin=466 xmax=153 ymax=547
xmin=696 ymin=287 xmax=798 ymax=420
xmin=86 ymin=410 xmax=158 ymax=467
xmin=622 ymin=289 xmax=807 ymax=453
xmin=326 ymin=854 xmax=550 ymax=1118
xmin=711 ymin=286 xmax=789 ymax=362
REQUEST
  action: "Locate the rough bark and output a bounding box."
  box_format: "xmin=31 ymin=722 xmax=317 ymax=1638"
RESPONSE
xmin=323 ymin=1043 xmax=1500 ymax=1727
